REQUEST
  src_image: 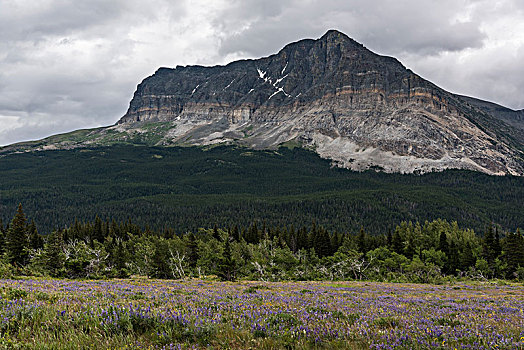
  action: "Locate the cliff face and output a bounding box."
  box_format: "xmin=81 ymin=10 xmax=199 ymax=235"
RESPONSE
xmin=4 ymin=30 xmax=524 ymax=175
xmin=114 ymin=30 xmax=523 ymax=175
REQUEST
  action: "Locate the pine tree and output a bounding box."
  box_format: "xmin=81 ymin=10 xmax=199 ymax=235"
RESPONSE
xmin=212 ymin=224 xmax=220 ymax=241
xmin=186 ymin=233 xmax=199 ymax=268
xmin=460 ymin=243 xmax=476 ymax=271
xmin=438 ymin=231 xmax=449 ymax=256
xmin=316 ymin=227 xmax=331 ymax=258
xmin=438 ymin=231 xmax=450 ymax=273
xmin=44 ymin=230 xmax=65 ymax=277
xmin=27 ymin=220 xmax=44 ymax=250
xmin=217 ymin=235 xmax=236 ymax=281
xmin=447 ymin=241 xmax=460 ymax=274
xmin=504 ymin=229 xmax=524 ymax=276
xmin=93 ymin=215 xmax=104 ymax=243
xmin=483 ymin=223 xmax=495 ymax=264
xmin=404 ymin=238 xmax=415 ymax=260
xmin=6 ymin=204 xmax=29 ymax=266
xmin=386 ymin=230 xmax=393 ymax=248
xmin=110 ymin=219 xmax=119 ymax=238
xmin=0 ymin=219 xmax=5 ymax=255
xmin=296 ymin=226 xmax=307 ymax=250
xmin=357 ymin=227 xmax=367 ymax=254
xmin=112 ymin=240 xmax=128 ymax=277
xmin=246 ymin=222 xmax=259 ymax=244
xmin=391 ymin=230 xmax=403 ymax=255
xmin=152 ymin=240 xmax=170 ymax=279
xmin=493 ymin=227 xmax=502 ymax=259
xmin=231 ymin=225 xmax=240 ymax=242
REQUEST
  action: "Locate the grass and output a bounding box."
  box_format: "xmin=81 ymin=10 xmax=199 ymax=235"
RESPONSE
xmin=0 ymin=279 xmax=523 ymax=349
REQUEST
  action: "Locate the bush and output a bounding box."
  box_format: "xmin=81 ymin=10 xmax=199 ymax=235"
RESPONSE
xmin=0 ymin=261 xmax=15 ymax=279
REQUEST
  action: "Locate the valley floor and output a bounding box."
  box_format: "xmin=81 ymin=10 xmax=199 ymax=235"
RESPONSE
xmin=0 ymin=278 xmax=523 ymax=349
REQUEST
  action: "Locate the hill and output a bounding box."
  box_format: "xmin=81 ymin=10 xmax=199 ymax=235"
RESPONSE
xmin=1 ymin=145 xmax=522 ymax=234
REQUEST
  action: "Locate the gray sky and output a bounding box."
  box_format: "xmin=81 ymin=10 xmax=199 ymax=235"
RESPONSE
xmin=1 ymin=0 xmax=524 ymax=146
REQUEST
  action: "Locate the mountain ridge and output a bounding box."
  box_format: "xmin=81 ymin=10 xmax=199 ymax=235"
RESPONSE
xmin=2 ymin=30 xmax=524 ymax=175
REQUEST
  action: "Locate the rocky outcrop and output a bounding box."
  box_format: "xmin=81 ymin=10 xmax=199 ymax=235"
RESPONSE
xmin=114 ymin=30 xmax=524 ymax=175
xmin=458 ymin=95 xmax=524 ymax=132
xmin=3 ymin=30 xmax=523 ymax=175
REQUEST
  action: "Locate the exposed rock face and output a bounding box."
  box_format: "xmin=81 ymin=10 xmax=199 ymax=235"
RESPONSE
xmin=458 ymin=95 xmax=524 ymax=132
xmin=115 ymin=30 xmax=524 ymax=175
xmin=4 ymin=30 xmax=524 ymax=175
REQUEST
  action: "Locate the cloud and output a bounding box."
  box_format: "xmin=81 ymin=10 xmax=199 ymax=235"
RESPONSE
xmin=1 ymin=0 xmax=524 ymax=145
xmin=215 ymin=0 xmax=487 ymax=57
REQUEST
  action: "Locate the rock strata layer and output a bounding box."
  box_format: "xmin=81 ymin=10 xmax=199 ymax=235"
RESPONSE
xmin=4 ymin=30 xmax=524 ymax=175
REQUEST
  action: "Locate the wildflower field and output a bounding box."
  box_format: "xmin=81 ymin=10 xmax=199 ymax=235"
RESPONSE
xmin=0 ymin=279 xmax=523 ymax=349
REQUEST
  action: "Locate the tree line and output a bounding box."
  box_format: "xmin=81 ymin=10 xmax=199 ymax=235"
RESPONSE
xmin=1 ymin=204 xmax=523 ymax=283
xmin=2 ymin=145 xmax=524 ymax=235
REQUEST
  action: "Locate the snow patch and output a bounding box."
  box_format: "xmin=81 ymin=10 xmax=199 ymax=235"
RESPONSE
xmin=257 ymin=68 xmax=266 ymax=79
xmin=277 ymin=87 xmax=291 ymax=98
xmin=268 ymin=91 xmax=280 ymax=100
xmin=224 ymin=79 xmax=235 ymax=90
xmin=281 ymin=62 xmax=288 ymax=75
xmin=257 ymin=67 xmax=291 ymax=98
xmin=191 ymin=84 xmax=200 ymax=95
xmin=274 ymin=74 xmax=288 ymax=85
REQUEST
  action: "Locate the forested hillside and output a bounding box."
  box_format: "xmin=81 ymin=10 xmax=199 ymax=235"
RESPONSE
xmin=0 ymin=145 xmax=523 ymax=234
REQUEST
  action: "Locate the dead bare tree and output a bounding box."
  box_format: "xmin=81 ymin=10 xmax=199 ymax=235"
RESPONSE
xmin=168 ymin=248 xmax=186 ymax=279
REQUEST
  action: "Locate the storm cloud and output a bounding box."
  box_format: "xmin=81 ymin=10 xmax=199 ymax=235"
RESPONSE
xmin=1 ymin=0 xmax=523 ymax=145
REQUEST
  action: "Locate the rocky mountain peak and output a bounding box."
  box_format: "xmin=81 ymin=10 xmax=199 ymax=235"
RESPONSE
xmin=4 ymin=30 xmax=523 ymax=176
xmin=319 ymin=29 xmax=364 ymax=49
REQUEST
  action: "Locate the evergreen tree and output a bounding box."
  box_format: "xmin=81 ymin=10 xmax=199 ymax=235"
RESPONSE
xmin=6 ymin=204 xmax=29 ymax=266
xmin=316 ymin=227 xmax=331 ymax=258
xmin=186 ymin=233 xmax=199 ymax=268
xmin=110 ymin=219 xmax=119 ymax=238
xmin=438 ymin=231 xmax=449 ymax=256
xmin=447 ymin=241 xmax=460 ymax=274
xmin=357 ymin=227 xmax=367 ymax=253
xmin=297 ymin=226 xmax=308 ymax=250
xmin=217 ymin=235 xmax=236 ymax=281
xmin=504 ymin=229 xmax=524 ymax=276
xmin=27 ymin=220 xmax=44 ymax=250
xmin=438 ymin=231 xmax=450 ymax=274
xmin=231 ymin=225 xmax=240 ymax=242
xmin=44 ymin=230 xmax=65 ymax=277
xmin=112 ymin=240 xmax=128 ymax=277
xmin=151 ymin=240 xmax=170 ymax=279
xmin=460 ymin=243 xmax=476 ymax=271
xmin=0 ymin=219 xmax=5 ymax=255
xmin=93 ymin=216 xmax=104 ymax=243
xmin=391 ymin=230 xmax=403 ymax=255
xmin=493 ymin=227 xmax=502 ymax=259
xmin=404 ymin=238 xmax=416 ymax=260
xmin=246 ymin=222 xmax=259 ymax=244
xmin=483 ymin=223 xmax=495 ymax=264
xmin=386 ymin=230 xmax=393 ymax=248
xmin=261 ymin=221 xmax=267 ymax=240
xmin=212 ymin=224 xmax=220 ymax=241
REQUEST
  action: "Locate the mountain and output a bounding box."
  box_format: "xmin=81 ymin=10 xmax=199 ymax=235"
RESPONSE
xmin=457 ymin=95 xmax=524 ymax=132
xmin=3 ymin=30 xmax=524 ymax=175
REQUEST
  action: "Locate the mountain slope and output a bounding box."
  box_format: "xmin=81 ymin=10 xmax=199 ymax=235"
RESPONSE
xmin=458 ymin=95 xmax=524 ymax=132
xmin=1 ymin=145 xmax=523 ymax=234
xmin=3 ymin=30 xmax=524 ymax=175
